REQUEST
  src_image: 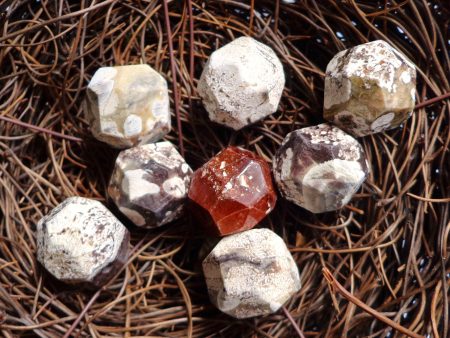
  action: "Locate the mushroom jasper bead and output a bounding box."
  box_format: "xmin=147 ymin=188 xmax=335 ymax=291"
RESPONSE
xmin=37 ymin=197 xmax=129 ymax=287
xmin=85 ymin=64 xmax=171 ymax=148
xmin=197 ymin=36 xmax=285 ymax=130
xmin=188 ymin=147 xmax=277 ymax=236
xmin=273 ymin=124 xmax=369 ymax=213
xmin=108 ymin=142 xmax=193 ymax=227
xmin=324 ymin=40 xmax=416 ymax=136
xmin=202 ymin=228 xmax=301 ymax=319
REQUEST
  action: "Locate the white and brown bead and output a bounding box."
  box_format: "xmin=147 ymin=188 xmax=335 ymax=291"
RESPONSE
xmin=36 ymin=197 xmax=129 ymax=287
xmin=108 ymin=142 xmax=192 ymax=227
xmin=85 ymin=64 xmax=171 ymax=148
xmin=273 ymin=124 xmax=369 ymax=213
xmin=202 ymin=228 xmax=301 ymax=319
xmin=324 ymin=40 xmax=416 ymax=136
xmin=197 ymin=36 xmax=285 ymax=130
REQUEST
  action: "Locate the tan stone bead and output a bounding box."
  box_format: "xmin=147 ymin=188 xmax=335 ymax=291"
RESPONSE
xmin=85 ymin=64 xmax=171 ymax=148
xmin=324 ymin=40 xmax=416 ymax=136
xmin=36 ymin=197 xmax=129 ymax=287
xmin=198 ymin=37 xmax=285 ymax=130
xmin=202 ymin=228 xmax=301 ymax=319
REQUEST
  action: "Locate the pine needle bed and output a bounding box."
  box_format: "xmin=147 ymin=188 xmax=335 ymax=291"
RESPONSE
xmin=0 ymin=1 xmax=449 ymax=337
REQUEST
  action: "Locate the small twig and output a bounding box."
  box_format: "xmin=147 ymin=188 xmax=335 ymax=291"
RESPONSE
xmin=344 ymin=204 xmax=365 ymax=215
xmin=62 ymin=289 xmax=101 ymax=338
xmin=406 ymin=192 xmax=450 ymax=203
xmin=322 ymin=268 xmax=423 ymax=338
xmin=249 ymin=0 xmax=254 ymax=34
xmin=415 ymin=91 xmax=450 ymax=109
xmin=163 ymin=0 xmax=185 ymax=157
xmin=187 ymin=0 xmax=194 ymax=83
xmin=282 ymin=306 xmax=306 ymax=338
xmin=0 ymin=115 xmax=83 ymax=142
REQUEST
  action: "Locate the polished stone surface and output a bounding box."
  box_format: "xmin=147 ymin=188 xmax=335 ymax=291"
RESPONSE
xmin=188 ymin=147 xmax=277 ymax=236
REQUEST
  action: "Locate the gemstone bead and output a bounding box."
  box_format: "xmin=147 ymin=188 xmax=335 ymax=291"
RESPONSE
xmin=197 ymin=36 xmax=285 ymax=130
xmin=36 ymin=197 xmax=129 ymax=287
xmin=273 ymin=124 xmax=369 ymax=213
xmin=85 ymin=64 xmax=171 ymax=148
xmin=202 ymin=228 xmax=301 ymax=319
xmin=188 ymin=147 xmax=277 ymax=236
xmin=324 ymin=40 xmax=416 ymax=136
xmin=108 ymin=142 xmax=192 ymax=228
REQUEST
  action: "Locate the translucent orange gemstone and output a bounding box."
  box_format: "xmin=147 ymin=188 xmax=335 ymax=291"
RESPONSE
xmin=188 ymin=147 xmax=277 ymax=236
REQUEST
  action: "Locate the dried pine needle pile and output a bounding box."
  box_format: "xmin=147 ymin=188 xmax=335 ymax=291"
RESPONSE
xmin=0 ymin=0 xmax=449 ymax=337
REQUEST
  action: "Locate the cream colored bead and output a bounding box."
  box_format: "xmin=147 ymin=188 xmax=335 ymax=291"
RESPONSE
xmin=198 ymin=37 xmax=285 ymax=130
xmin=202 ymin=228 xmax=301 ymax=319
xmin=37 ymin=197 xmax=129 ymax=287
xmin=324 ymin=40 xmax=416 ymax=136
xmin=85 ymin=64 xmax=171 ymax=148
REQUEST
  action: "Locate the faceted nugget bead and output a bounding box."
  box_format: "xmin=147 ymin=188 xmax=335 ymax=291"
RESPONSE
xmin=108 ymin=142 xmax=192 ymax=228
xmin=202 ymin=228 xmax=301 ymax=319
xmin=273 ymin=124 xmax=369 ymax=213
xmin=197 ymin=36 xmax=285 ymax=130
xmin=324 ymin=40 xmax=416 ymax=136
xmin=37 ymin=197 xmax=129 ymax=287
xmin=85 ymin=64 xmax=171 ymax=148
xmin=188 ymin=147 xmax=277 ymax=236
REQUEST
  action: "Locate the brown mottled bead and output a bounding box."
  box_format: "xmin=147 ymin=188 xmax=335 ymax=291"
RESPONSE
xmin=188 ymin=147 xmax=277 ymax=236
xmin=272 ymin=124 xmax=370 ymax=213
xmin=108 ymin=142 xmax=192 ymax=228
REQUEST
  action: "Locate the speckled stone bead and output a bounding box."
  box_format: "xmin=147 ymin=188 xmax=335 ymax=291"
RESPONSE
xmin=324 ymin=40 xmax=416 ymax=136
xmin=188 ymin=147 xmax=277 ymax=236
xmin=197 ymin=36 xmax=285 ymax=130
xmin=202 ymin=228 xmax=301 ymax=319
xmin=37 ymin=197 xmax=129 ymax=287
xmin=108 ymin=142 xmax=192 ymax=228
xmin=85 ymin=64 xmax=171 ymax=148
xmin=273 ymin=124 xmax=369 ymax=213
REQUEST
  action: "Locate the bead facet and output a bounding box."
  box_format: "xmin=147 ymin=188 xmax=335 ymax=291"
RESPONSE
xmin=324 ymin=40 xmax=416 ymax=136
xmin=202 ymin=228 xmax=301 ymax=319
xmin=85 ymin=64 xmax=171 ymax=148
xmin=198 ymin=37 xmax=285 ymax=130
xmin=188 ymin=147 xmax=277 ymax=236
xmin=108 ymin=142 xmax=192 ymax=228
xmin=273 ymin=124 xmax=369 ymax=213
xmin=37 ymin=197 xmax=129 ymax=287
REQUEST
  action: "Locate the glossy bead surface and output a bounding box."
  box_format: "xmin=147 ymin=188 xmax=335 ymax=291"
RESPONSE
xmin=273 ymin=124 xmax=369 ymax=213
xmin=188 ymin=147 xmax=276 ymax=236
xmin=37 ymin=197 xmax=129 ymax=287
xmin=324 ymin=40 xmax=416 ymax=136
xmin=202 ymin=228 xmax=301 ymax=319
xmin=108 ymin=142 xmax=192 ymax=228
